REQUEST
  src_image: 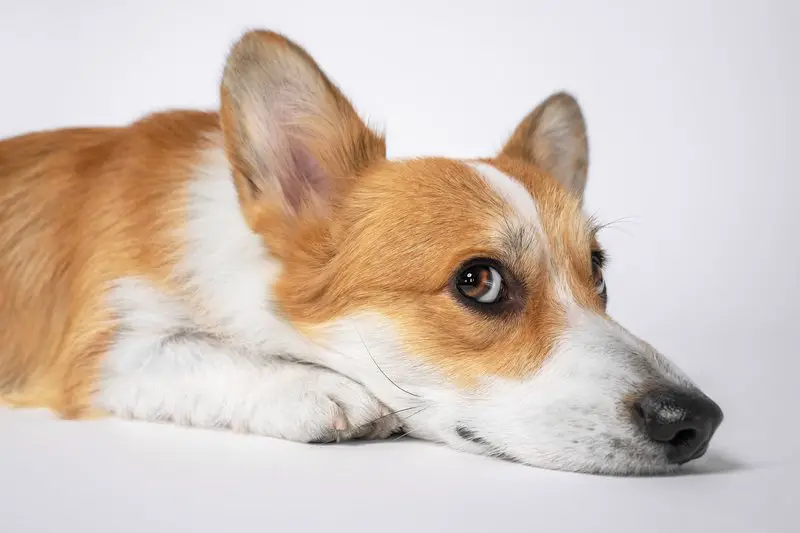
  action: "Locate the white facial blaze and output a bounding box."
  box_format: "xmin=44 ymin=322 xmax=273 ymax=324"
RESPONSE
xmin=465 ymin=161 xmax=541 ymax=229
xmin=465 ymin=160 xmax=552 ymax=267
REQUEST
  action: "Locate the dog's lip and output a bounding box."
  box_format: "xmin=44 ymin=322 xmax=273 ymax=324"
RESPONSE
xmin=455 ymin=425 xmax=491 ymax=447
xmin=455 ymin=424 xmax=710 ymax=471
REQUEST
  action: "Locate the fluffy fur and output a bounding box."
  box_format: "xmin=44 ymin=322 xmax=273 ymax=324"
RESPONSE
xmin=0 ymin=29 xmax=722 ymax=474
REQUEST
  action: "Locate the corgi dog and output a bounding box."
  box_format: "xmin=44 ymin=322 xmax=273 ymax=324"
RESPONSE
xmin=0 ymin=29 xmax=722 ymax=474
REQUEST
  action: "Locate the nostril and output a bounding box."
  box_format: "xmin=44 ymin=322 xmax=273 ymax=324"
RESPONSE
xmin=669 ymin=428 xmax=697 ymax=448
xmin=634 ymin=388 xmax=723 ymax=465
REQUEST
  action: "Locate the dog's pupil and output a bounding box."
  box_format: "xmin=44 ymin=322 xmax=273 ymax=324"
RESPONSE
xmin=458 ymin=266 xmax=491 ymax=298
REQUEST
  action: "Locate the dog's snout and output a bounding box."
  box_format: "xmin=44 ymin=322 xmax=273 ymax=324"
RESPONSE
xmin=632 ymin=388 xmax=723 ymax=465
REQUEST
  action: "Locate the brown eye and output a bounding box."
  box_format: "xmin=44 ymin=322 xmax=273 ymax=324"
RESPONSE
xmin=591 ymin=250 xmax=607 ymax=301
xmin=595 ymin=272 xmax=606 ymax=296
xmin=456 ymin=263 xmax=504 ymax=304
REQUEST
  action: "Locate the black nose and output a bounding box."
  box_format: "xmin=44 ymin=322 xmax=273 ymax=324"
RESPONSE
xmin=633 ymin=388 xmax=723 ymax=464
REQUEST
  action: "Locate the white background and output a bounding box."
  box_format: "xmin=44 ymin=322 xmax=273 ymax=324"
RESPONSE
xmin=1 ymin=1 xmax=797 ymax=532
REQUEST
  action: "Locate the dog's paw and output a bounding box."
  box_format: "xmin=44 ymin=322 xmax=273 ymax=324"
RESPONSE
xmin=246 ymin=365 xmax=401 ymax=443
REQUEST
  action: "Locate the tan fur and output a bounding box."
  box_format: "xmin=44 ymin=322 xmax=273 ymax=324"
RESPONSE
xmin=0 ymin=29 xmax=602 ymax=416
xmin=0 ymin=111 xmax=220 ymax=415
xmin=278 ymin=156 xmax=602 ymax=386
xmin=220 ymin=30 xmax=386 ymax=230
xmin=502 ymin=92 xmax=589 ymax=199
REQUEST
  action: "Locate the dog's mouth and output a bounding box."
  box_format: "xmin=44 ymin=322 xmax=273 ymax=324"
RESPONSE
xmin=451 ymin=422 xmax=703 ymax=475
xmin=455 ymin=426 xmax=522 ymax=463
xmin=455 ymin=426 xmax=491 ymax=447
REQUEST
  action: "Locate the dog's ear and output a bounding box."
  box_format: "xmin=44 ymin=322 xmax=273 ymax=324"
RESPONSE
xmin=220 ymin=30 xmax=385 ymax=220
xmin=501 ymin=92 xmax=589 ymax=201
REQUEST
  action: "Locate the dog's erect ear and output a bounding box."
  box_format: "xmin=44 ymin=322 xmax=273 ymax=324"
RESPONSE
xmin=501 ymin=92 xmax=589 ymax=201
xmin=220 ymin=30 xmax=385 ymax=219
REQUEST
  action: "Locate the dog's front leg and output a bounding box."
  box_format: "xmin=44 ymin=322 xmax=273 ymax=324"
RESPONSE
xmin=93 ymin=333 xmax=401 ymax=442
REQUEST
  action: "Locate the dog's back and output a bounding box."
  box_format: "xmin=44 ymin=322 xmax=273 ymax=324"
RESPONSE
xmin=0 ymin=112 xmax=219 ymax=415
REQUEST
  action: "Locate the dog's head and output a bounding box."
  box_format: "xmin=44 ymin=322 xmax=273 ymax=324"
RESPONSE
xmin=220 ymin=30 xmax=723 ymax=474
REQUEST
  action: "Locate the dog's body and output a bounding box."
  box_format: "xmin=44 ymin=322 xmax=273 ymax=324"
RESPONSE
xmin=0 ymin=30 xmax=722 ymax=474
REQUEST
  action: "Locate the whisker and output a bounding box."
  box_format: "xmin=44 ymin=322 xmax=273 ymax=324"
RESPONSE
xmin=392 ymin=406 xmax=430 ymax=441
xmin=392 ymin=427 xmax=422 ymax=441
xmin=591 ymin=215 xmax=640 ymax=237
xmin=292 ymin=323 xmax=423 ymax=401
xmin=352 ymin=323 xmax=421 ymax=398
xmin=351 ymin=405 xmax=422 ymax=434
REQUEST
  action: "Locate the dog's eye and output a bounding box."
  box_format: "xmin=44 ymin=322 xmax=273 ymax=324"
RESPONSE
xmin=591 ymin=249 xmax=605 ymax=271
xmin=456 ymin=263 xmax=504 ymax=304
xmin=591 ymin=250 xmax=607 ymax=301
xmin=595 ymin=272 xmax=606 ymax=296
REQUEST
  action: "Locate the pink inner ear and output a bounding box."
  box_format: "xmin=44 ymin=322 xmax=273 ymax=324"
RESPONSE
xmin=281 ymin=142 xmax=331 ymax=212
